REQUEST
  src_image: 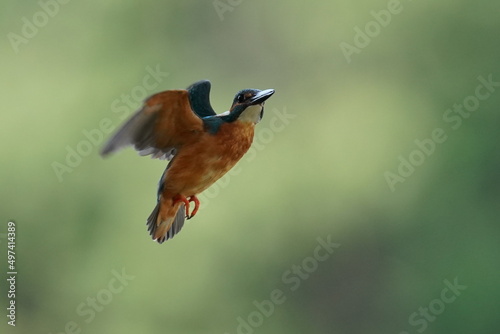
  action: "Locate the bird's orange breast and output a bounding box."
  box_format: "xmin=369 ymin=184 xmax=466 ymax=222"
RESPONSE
xmin=161 ymin=120 xmax=255 ymax=196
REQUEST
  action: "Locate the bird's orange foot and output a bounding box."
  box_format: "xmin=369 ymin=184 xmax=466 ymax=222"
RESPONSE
xmin=187 ymin=195 xmax=200 ymax=220
xmin=172 ymin=194 xmax=200 ymax=219
xmin=173 ymin=194 xmax=191 ymax=218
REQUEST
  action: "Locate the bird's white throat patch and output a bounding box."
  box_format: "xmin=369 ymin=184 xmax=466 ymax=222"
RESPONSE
xmin=239 ymin=104 xmax=263 ymax=123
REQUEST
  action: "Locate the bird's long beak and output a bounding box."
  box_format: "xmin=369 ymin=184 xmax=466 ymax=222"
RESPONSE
xmin=249 ymin=89 xmax=275 ymax=105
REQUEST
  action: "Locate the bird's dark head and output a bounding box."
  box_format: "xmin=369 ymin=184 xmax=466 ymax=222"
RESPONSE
xmin=222 ymin=88 xmax=275 ymax=123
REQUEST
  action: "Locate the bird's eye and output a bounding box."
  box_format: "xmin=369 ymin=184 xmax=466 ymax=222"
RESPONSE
xmin=237 ymin=94 xmax=245 ymax=103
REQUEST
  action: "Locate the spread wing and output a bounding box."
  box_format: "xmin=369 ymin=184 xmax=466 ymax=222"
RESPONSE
xmin=100 ymin=90 xmax=204 ymax=160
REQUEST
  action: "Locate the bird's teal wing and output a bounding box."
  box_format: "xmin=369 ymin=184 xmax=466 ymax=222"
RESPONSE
xmin=186 ymin=80 xmax=217 ymax=118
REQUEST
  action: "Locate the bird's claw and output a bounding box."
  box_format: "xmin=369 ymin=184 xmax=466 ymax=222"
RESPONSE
xmin=173 ymin=194 xmax=200 ymax=219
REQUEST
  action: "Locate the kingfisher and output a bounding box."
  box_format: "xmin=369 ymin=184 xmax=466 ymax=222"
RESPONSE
xmin=100 ymin=80 xmax=275 ymax=243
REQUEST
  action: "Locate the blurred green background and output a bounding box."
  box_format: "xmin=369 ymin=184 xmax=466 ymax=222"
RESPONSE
xmin=1 ymin=1 xmax=499 ymax=333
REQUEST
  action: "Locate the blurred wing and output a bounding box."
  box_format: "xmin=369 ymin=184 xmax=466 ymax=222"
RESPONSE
xmin=100 ymin=90 xmax=204 ymax=159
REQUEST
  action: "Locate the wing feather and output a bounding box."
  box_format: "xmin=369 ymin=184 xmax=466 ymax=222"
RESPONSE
xmin=100 ymin=90 xmax=203 ymax=159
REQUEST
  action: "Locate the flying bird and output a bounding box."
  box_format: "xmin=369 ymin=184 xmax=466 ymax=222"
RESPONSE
xmin=101 ymin=80 xmax=275 ymax=243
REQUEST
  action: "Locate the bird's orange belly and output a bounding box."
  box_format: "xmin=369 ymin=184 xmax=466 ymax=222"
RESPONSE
xmin=162 ymin=121 xmax=255 ymax=196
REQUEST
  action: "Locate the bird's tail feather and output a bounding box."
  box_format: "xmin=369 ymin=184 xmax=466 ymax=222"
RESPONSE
xmin=146 ymin=202 xmax=186 ymax=244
